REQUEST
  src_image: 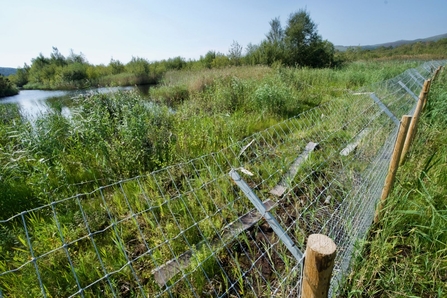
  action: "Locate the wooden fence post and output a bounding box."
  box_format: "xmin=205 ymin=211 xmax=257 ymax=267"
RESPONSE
xmin=433 ymin=66 xmax=442 ymax=81
xmin=400 ymin=79 xmax=431 ymax=165
xmin=422 ymin=79 xmax=432 ymax=111
xmin=301 ymin=234 xmax=336 ymax=298
xmin=374 ymin=115 xmax=412 ymax=223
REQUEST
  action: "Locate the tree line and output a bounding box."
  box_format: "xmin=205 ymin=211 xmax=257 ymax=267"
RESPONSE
xmin=336 ymin=37 xmax=447 ymax=61
xmin=8 ymin=48 xmax=189 ymax=90
xmin=4 ymin=9 xmax=447 ymax=93
xmin=5 ymin=9 xmax=334 ymax=91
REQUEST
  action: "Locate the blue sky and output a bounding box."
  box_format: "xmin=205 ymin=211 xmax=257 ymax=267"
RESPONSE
xmin=1 ymin=0 xmax=446 ymax=68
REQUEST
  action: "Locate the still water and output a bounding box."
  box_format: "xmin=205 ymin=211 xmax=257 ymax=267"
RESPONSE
xmin=0 ymin=85 xmax=150 ymax=121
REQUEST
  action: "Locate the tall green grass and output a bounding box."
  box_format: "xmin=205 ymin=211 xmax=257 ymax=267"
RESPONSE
xmin=0 ymin=60 xmax=424 ymax=231
xmin=340 ymin=69 xmax=447 ymax=297
xmin=0 ymin=60 xmax=433 ymax=296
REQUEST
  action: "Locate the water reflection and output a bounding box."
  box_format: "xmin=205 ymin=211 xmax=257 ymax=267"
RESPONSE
xmin=0 ymin=85 xmax=150 ymax=121
xmin=135 ymin=84 xmax=150 ymax=96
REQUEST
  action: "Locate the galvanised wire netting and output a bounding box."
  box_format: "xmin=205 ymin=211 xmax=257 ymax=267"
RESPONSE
xmin=0 ymin=60 xmax=445 ymax=297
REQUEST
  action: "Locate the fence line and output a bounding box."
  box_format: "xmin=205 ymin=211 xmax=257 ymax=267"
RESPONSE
xmin=0 ymin=60 xmax=445 ymax=297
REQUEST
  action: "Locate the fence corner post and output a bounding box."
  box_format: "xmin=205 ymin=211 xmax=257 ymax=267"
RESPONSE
xmin=301 ymin=234 xmax=337 ymax=298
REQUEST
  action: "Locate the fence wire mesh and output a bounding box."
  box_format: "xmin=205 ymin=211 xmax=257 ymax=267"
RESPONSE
xmin=0 ymin=60 xmax=445 ymax=297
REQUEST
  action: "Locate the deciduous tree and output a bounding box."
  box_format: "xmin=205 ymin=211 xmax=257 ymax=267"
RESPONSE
xmin=284 ymin=9 xmax=334 ymax=67
xmin=228 ymin=40 xmax=243 ymax=66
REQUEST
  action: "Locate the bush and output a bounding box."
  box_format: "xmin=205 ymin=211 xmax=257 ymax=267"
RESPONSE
xmin=61 ymin=63 xmax=88 ymax=82
xmin=0 ymin=75 xmax=19 ymax=97
xmin=252 ymin=83 xmax=289 ymax=115
xmin=72 ymin=91 xmax=176 ymax=175
xmin=150 ymin=85 xmax=189 ymax=106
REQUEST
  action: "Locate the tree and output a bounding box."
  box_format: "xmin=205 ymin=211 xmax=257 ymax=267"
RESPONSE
xmin=284 ymin=9 xmax=334 ymax=67
xmin=263 ymin=17 xmax=286 ymax=65
xmin=255 ymin=40 xmax=284 ymax=66
xmin=266 ymin=17 xmax=284 ymax=44
xmin=61 ymin=63 xmax=88 ymax=82
xmin=50 ymin=47 xmax=67 ymax=67
xmin=108 ymin=58 xmax=125 ymax=74
xmin=126 ymin=56 xmax=150 ymax=75
xmin=228 ymin=40 xmax=243 ymax=66
xmin=244 ymin=43 xmax=260 ymax=65
xmin=67 ymin=49 xmax=88 ymax=64
xmin=165 ymin=56 xmax=186 ymax=70
xmin=9 ymin=63 xmax=30 ymax=87
xmin=211 ymin=53 xmax=231 ymax=68
xmin=28 ymin=53 xmax=54 ymax=84
xmin=200 ymin=51 xmax=216 ymax=69
xmin=0 ymin=75 xmax=19 ymax=97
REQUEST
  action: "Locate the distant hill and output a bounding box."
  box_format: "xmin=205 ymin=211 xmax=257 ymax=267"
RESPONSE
xmin=0 ymin=67 xmax=17 ymax=76
xmin=335 ymin=33 xmax=447 ymax=52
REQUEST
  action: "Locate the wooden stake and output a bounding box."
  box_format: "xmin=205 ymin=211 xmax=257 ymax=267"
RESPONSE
xmin=374 ymin=115 xmax=412 ymax=223
xmin=301 ymin=234 xmax=336 ymax=298
xmin=400 ymin=79 xmax=431 ymax=165
xmin=433 ymin=66 xmax=442 ymax=81
xmin=422 ymin=79 xmax=432 ymax=111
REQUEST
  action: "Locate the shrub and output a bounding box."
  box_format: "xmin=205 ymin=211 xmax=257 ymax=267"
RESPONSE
xmin=0 ymin=75 xmax=19 ymax=97
xmin=150 ymin=85 xmax=189 ymax=106
xmin=252 ymin=82 xmax=289 ymax=115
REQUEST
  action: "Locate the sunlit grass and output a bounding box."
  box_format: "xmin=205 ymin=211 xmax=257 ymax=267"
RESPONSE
xmin=340 ymin=69 xmax=447 ymax=297
xmin=0 ymin=60 xmax=437 ymax=296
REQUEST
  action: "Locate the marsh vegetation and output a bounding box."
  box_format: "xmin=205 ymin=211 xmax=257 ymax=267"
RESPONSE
xmin=0 ymin=59 xmax=428 ymax=296
xmin=1 ymin=7 xmax=446 ymax=297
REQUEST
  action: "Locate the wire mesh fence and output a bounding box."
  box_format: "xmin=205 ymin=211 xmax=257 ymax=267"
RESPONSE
xmin=0 ymin=60 xmax=445 ymax=297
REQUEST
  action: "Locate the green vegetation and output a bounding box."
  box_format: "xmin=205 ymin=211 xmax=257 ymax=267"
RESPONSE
xmin=6 ymin=8 xmax=446 ymax=94
xmin=7 ymin=10 xmax=335 ymax=91
xmin=1 ymin=7 xmax=447 ymax=297
xmin=8 ymin=48 xmax=169 ymax=90
xmin=0 ymin=75 xmax=19 ymax=97
xmin=2 ymin=61 xmax=416 ymax=216
xmin=0 ymin=60 xmax=427 ymax=296
xmin=340 ymin=69 xmax=447 ymax=297
xmin=337 ymin=37 xmax=447 ymax=61
xmin=243 ymin=9 xmax=335 ymax=67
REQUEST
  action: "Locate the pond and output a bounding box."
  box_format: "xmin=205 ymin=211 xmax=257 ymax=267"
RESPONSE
xmin=0 ymin=85 xmax=151 ymax=121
